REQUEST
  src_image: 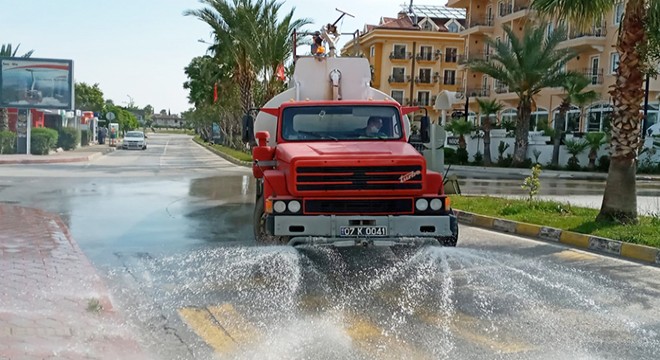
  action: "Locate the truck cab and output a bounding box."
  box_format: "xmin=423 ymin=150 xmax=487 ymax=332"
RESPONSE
xmin=245 ymin=57 xmax=458 ymax=247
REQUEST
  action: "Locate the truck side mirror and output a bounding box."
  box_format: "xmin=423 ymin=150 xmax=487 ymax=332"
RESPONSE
xmin=420 ymin=116 xmax=430 ymax=143
xmin=242 ymin=114 xmax=254 ymax=143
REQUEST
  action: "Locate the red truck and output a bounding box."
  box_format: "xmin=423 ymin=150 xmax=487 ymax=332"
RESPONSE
xmin=243 ymin=56 xmax=458 ymax=248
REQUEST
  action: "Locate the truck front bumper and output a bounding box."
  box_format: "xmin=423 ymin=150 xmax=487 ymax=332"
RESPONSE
xmin=268 ymin=214 xmax=456 ymax=247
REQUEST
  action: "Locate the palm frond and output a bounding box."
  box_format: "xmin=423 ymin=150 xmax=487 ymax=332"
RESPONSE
xmin=531 ymin=0 xmax=614 ymax=32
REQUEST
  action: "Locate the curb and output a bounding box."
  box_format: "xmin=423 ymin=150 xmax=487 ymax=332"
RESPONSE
xmin=192 ymin=137 xmax=252 ymax=167
xmin=0 ymin=147 xmax=115 ymax=165
xmin=454 ymin=209 xmax=660 ymax=266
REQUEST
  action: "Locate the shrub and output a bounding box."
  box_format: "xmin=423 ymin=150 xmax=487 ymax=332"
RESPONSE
xmin=81 ymin=129 xmax=90 ymax=146
xmin=472 ymin=151 xmax=484 ymax=166
xmin=58 ymin=127 xmax=80 ymax=150
xmin=497 ymin=154 xmax=513 ymax=167
xmin=0 ymin=130 xmax=16 ymax=154
xmin=456 ymin=148 xmax=469 ymax=164
xmin=596 ymin=155 xmax=610 ymax=172
xmin=30 ymin=127 xmax=58 ymax=155
xmin=444 ymin=147 xmax=457 ymax=164
xmin=522 ymin=164 xmax=542 ymax=201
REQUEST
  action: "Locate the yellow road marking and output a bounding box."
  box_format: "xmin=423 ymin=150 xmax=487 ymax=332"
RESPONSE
xmin=344 ymin=313 xmax=432 ymax=360
xmin=178 ymin=307 xmax=237 ymax=353
xmin=620 ymin=243 xmax=658 ymax=263
xmin=553 ymin=250 xmax=598 ymax=262
xmin=559 ymin=231 xmax=590 ymax=248
xmin=207 ymin=303 xmax=257 ymax=345
xmin=420 ymin=311 xmax=533 ymax=354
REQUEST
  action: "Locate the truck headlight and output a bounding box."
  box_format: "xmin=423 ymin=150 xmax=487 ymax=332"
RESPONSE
xmin=415 ymin=198 xmax=428 ymax=211
xmin=273 ymin=201 xmax=287 ymax=213
xmin=430 ymin=198 xmax=442 ymax=211
xmin=288 ymin=200 xmax=301 ymax=213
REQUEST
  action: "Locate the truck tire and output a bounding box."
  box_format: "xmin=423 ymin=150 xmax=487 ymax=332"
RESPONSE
xmin=438 ymin=210 xmax=459 ymax=247
xmin=253 ymin=195 xmax=288 ymax=245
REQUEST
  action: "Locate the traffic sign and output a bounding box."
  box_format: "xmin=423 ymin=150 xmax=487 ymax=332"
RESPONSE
xmin=106 ymin=112 xmax=116 ymax=121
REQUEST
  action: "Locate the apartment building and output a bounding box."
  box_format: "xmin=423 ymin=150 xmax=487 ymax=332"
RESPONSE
xmin=341 ymin=5 xmax=466 ymax=122
xmin=447 ymin=0 xmax=660 ymax=135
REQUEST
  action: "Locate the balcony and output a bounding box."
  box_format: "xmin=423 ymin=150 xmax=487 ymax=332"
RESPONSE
xmin=460 ymin=86 xmax=490 ymax=97
xmin=412 ymin=98 xmax=431 ymax=107
xmin=461 ymin=16 xmax=494 ymax=35
xmin=499 ymin=3 xmax=531 ymax=21
xmin=436 ymin=76 xmax=458 ymax=86
xmin=415 ymin=76 xmax=434 ymax=85
xmin=389 ymin=51 xmax=412 ymax=61
xmin=580 ymin=68 xmax=604 ymax=85
xmin=388 ymin=75 xmax=410 ymax=84
xmin=446 ymin=0 xmax=469 ymax=8
xmin=557 ymin=24 xmax=607 ymax=51
xmin=416 ymin=52 xmax=437 ymax=63
xmin=458 ymin=51 xmax=491 ymax=65
xmin=494 ymin=84 xmax=510 ymax=94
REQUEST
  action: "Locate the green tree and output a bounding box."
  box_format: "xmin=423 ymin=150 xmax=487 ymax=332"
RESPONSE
xmin=447 ymin=118 xmax=474 ymax=164
xmin=468 ymin=23 xmax=579 ymax=167
xmin=584 ymin=132 xmax=608 ymax=171
xmin=0 ymin=43 xmax=34 ymax=131
xmin=476 ymin=98 xmax=504 ymax=166
xmin=552 ymin=75 xmax=600 ymax=167
xmin=532 ymin=0 xmax=660 ymax=223
xmin=74 ymin=82 xmax=105 ymax=112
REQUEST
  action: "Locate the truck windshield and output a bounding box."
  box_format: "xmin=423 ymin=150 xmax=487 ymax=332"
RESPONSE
xmin=281 ymin=105 xmax=403 ymax=141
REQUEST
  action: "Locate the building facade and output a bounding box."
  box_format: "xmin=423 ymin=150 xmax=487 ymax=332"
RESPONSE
xmin=447 ymin=0 xmax=660 ymax=135
xmin=342 ymin=5 xmax=467 ymax=124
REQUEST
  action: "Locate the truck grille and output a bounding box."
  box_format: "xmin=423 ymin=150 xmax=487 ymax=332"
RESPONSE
xmin=295 ymin=165 xmax=423 ymax=192
xmin=305 ymin=199 xmax=413 ymax=214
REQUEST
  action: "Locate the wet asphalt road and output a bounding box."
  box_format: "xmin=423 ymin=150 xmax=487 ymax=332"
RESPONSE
xmin=1 ymin=134 xmax=659 ymax=360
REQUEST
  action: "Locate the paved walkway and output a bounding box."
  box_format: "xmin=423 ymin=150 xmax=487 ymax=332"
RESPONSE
xmin=444 ymin=164 xmax=660 ymax=181
xmin=0 ymin=144 xmax=115 ymax=165
xmin=0 ymin=205 xmax=150 ymax=360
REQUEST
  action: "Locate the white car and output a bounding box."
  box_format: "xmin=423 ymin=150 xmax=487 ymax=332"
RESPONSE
xmin=121 ymin=131 xmax=147 ymax=150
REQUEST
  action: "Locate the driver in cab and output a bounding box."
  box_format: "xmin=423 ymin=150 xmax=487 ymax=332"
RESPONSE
xmin=362 ymin=116 xmax=387 ymax=137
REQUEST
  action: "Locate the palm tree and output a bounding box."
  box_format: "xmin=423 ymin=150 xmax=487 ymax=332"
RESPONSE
xmin=468 ymin=23 xmax=579 ymax=167
xmin=476 ymin=98 xmax=504 ymax=166
xmin=584 ymin=132 xmax=608 ymax=170
xmin=531 ymin=0 xmax=660 ymax=223
xmin=552 ymin=75 xmax=600 ymax=167
xmin=447 ymin=118 xmax=474 ymax=164
xmin=564 ymin=138 xmax=589 ymax=170
xmin=0 ymin=43 xmax=34 ymax=132
xmin=254 ymin=2 xmax=311 ymax=102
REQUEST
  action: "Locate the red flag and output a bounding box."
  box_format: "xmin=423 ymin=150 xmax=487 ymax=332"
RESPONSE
xmin=213 ymin=83 xmax=218 ymax=103
xmin=276 ymin=64 xmax=286 ymax=81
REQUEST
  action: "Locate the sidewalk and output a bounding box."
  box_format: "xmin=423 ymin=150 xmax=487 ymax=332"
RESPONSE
xmin=444 ymin=164 xmax=660 ymax=181
xmin=0 ymin=204 xmax=150 ymax=359
xmin=0 ymin=144 xmax=115 ymax=165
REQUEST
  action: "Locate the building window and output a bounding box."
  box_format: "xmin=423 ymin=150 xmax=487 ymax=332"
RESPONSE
xmin=445 ymin=47 xmax=458 ymax=62
xmin=418 ymin=68 xmax=432 ymax=84
xmin=447 ymin=21 xmax=459 ymax=33
xmin=422 ymin=20 xmax=434 ymax=31
xmin=587 ymin=104 xmax=613 ymax=132
xmin=610 ymin=52 xmax=620 ymax=74
xmin=391 ymin=67 xmax=405 ymax=82
xmin=417 ymin=91 xmax=431 ymax=106
xmin=370 ymin=46 xmax=375 ymax=58
xmin=392 ymin=44 xmax=407 ymax=59
xmin=443 ymin=70 xmax=456 ymax=85
xmin=614 ymin=2 xmax=624 ymax=25
xmin=419 ymin=46 xmax=433 ymax=61
xmin=391 ymin=90 xmax=404 ymax=105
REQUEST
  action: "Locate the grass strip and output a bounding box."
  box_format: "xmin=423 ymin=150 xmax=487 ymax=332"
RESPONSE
xmin=450 ymin=195 xmax=660 ymax=248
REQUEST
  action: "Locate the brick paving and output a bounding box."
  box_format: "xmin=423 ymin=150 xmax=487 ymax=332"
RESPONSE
xmin=0 ymin=205 xmax=150 ymax=360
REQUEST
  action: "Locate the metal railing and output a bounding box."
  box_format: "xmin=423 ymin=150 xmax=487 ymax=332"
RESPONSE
xmin=416 ymin=52 xmax=434 ymax=61
xmin=389 ymin=51 xmax=412 ymax=60
xmin=580 ymin=68 xmax=604 ymax=85
xmin=459 ymin=86 xmax=491 ymax=97
xmin=388 ymin=75 xmax=410 ymax=83
xmin=458 ymin=51 xmax=491 ymax=64
xmin=415 ymin=76 xmax=433 ymax=84
xmin=467 ymin=16 xmax=494 ymax=28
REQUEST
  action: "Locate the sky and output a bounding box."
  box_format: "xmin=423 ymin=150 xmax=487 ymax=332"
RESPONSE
xmin=0 ymin=0 xmax=436 ymax=115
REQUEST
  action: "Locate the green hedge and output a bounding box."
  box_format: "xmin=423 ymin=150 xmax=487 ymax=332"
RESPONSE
xmin=0 ymin=130 xmax=16 ymax=154
xmin=58 ymin=127 xmax=80 ymax=150
xmin=31 ymin=127 xmax=59 ymax=155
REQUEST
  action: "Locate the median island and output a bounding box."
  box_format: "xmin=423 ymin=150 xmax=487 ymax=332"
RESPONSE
xmin=450 ymin=195 xmax=660 ymax=248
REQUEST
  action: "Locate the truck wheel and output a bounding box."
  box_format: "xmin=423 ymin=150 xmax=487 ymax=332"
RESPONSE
xmin=254 ymin=195 xmax=288 ymax=245
xmin=438 ymin=209 xmax=459 ymax=247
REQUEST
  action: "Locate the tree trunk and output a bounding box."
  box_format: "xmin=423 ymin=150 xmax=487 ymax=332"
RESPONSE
xmin=552 ymin=106 xmax=567 ymax=167
xmin=0 ymin=108 xmax=8 ymax=132
xmin=513 ymin=99 xmax=531 ymax=166
xmin=483 ymin=115 xmax=492 ymax=166
xmin=598 ymin=0 xmax=645 ymax=223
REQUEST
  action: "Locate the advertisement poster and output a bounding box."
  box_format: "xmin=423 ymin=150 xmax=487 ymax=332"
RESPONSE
xmin=0 ymin=57 xmax=74 ymax=110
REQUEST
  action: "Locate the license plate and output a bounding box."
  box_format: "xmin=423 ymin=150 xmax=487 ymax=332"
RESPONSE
xmin=339 ymin=226 xmax=388 ymax=237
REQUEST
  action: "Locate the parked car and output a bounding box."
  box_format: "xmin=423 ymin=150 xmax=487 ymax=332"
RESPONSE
xmin=121 ymin=131 xmax=147 ymax=150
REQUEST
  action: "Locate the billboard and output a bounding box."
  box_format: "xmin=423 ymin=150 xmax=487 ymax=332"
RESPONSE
xmin=0 ymin=57 xmax=74 ymax=110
